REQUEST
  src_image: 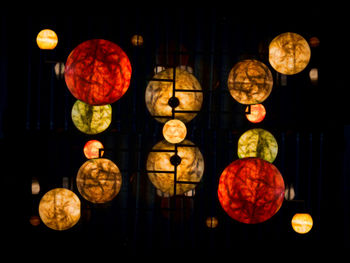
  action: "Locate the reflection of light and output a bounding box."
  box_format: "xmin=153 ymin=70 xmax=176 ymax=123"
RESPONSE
xmin=309 ymin=68 xmax=318 ymax=84
xmin=31 ymin=177 xmax=40 ymax=195
xmin=291 ymin=213 xmax=313 ymax=234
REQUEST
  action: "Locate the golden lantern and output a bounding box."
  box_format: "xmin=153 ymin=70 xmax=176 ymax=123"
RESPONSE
xmin=38 ymin=188 xmax=81 ymax=231
xmin=237 ymin=128 xmax=278 ymax=163
xmin=131 ymin=34 xmax=144 ymax=46
xmin=269 ymin=32 xmax=311 ymax=75
xmin=146 ymin=139 xmax=204 ymax=196
xmin=83 ymin=140 xmax=104 ymax=159
xmin=36 ymin=29 xmax=58 ymax=50
xmin=145 ymin=67 xmax=203 ymax=123
xmin=206 ymin=216 xmax=219 ymax=228
xmin=71 ymin=100 xmax=112 ymax=134
xmin=227 ymin=59 xmax=273 ymax=105
xmin=162 ymin=119 xmax=187 ymax=144
xmin=245 ymin=104 xmax=266 ymax=123
xmin=76 ymin=158 xmax=122 ymax=203
xmin=291 ymin=213 xmax=313 ymax=234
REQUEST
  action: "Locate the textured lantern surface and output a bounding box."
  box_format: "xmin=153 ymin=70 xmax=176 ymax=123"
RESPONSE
xmin=291 ymin=213 xmax=313 ymax=234
xmin=245 ymin=104 xmax=266 ymax=123
xmin=218 ymin=157 xmax=285 ymax=224
xmin=146 ymin=139 xmax=204 ymax=196
xmin=36 ymin=29 xmax=58 ymax=50
xmin=83 ymin=140 xmax=104 ymax=159
xmin=145 ymin=67 xmax=203 ymax=123
xmin=227 ymin=59 xmax=273 ymax=105
xmin=38 ymin=188 xmax=81 ymax=230
xmin=76 ymin=158 xmax=122 ymax=203
xmin=237 ymin=128 xmax=278 ymax=163
xmin=71 ymin=100 xmax=111 ymax=134
xmin=65 ymin=39 xmax=132 ymax=105
xmin=162 ymin=119 xmax=187 ymax=144
xmin=269 ymin=32 xmax=311 ymax=75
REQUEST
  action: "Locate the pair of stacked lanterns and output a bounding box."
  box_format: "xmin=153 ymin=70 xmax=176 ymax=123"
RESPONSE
xmin=36 ymin=29 xmax=312 ymax=234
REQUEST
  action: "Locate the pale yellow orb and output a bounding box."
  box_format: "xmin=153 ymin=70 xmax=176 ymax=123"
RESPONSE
xmin=291 ymin=213 xmax=313 ymax=234
xmin=162 ymin=119 xmax=187 ymax=144
xmin=36 ymin=29 xmax=58 ymax=50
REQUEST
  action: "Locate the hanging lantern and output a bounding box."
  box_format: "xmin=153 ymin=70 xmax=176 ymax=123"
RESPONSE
xmin=218 ymin=157 xmax=285 ymax=224
xmin=237 ymin=128 xmax=278 ymax=163
xmin=54 ymin=62 xmax=65 ymax=79
xmin=76 ymin=158 xmax=122 ymax=203
xmin=145 ymin=67 xmax=203 ymax=123
xmin=31 ymin=177 xmax=40 ymax=195
xmin=206 ymin=216 xmax=219 ymax=228
xmin=227 ymin=59 xmax=273 ymax=105
xmin=38 ymin=188 xmax=81 ymax=231
xmin=83 ymin=140 xmax=104 ymax=159
xmin=29 ymin=215 xmax=41 ymax=226
xmin=71 ymin=100 xmax=112 ymax=134
xmin=245 ymin=104 xmax=266 ymax=123
xmin=65 ymin=39 xmax=132 ymax=105
xmin=162 ymin=119 xmax=187 ymax=144
xmin=131 ymin=34 xmax=144 ymax=46
xmin=291 ymin=213 xmax=313 ymax=234
xmin=146 ymin=139 xmax=204 ymax=196
xmin=36 ymin=29 xmax=58 ymax=50
xmin=269 ymin=32 xmax=311 ymax=75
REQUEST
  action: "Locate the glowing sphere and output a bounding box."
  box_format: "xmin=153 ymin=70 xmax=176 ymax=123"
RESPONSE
xmin=71 ymin=100 xmax=112 ymax=134
xmin=76 ymin=158 xmax=122 ymax=203
xmin=162 ymin=119 xmax=187 ymax=144
xmin=83 ymin=140 xmax=104 ymax=159
xmin=269 ymin=32 xmax=311 ymax=75
xmin=38 ymin=188 xmax=81 ymax=231
xmin=237 ymin=128 xmax=278 ymax=163
xmin=218 ymin=157 xmax=285 ymax=224
xmin=65 ymin=39 xmax=132 ymax=105
xmin=36 ymin=29 xmax=58 ymax=50
xmin=227 ymin=59 xmax=273 ymax=105
xmin=131 ymin=34 xmax=144 ymax=46
xmin=206 ymin=216 xmax=219 ymax=228
xmin=245 ymin=104 xmax=266 ymax=123
xmin=291 ymin=213 xmax=313 ymax=234
xmin=145 ymin=67 xmax=203 ymax=123
xmin=146 ymin=139 xmax=204 ymax=196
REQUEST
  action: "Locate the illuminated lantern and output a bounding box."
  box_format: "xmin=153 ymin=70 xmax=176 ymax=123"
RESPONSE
xmin=36 ymin=29 xmax=58 ymax=50
xmin=218 ymin=157 xmax=285 ymax=224
xmin=291 ymin=213 xmax=313 ymax=234
xmin=146 ymin=139 xmax=204 ymax=196
xmin=237 ymin=128 xmax=278 ymax=163
xmin=162 ymin=119 xmax=187 ymax=144
xmin=269 ymin=32 xmax=311 ymax=75
xmin=245 ymin=104 xmax=266 ymax=123
xmin=31 ymin=177 xmax=40 ymax=195
xmin=206 ymin=216 xmax=219 ymax=228
xmin=76 ymin=158 xmax=122 ymax=203
xmin=145 ymin=67 xmax=203 ymax=123
xmin=71 ymin=100 xmax=112 ymax=134
xmin=38 ymin=188 xmax=81 ymax=231
xmin=29 ymin=215 xmax=41 ymax=226
xmin=131 ymin=34 xmax=144 ymax=46
xmin=65 ymin=39 xmax=132 ymax=105
xmin=227 ymin=59 xmax=273 ymax=105
xmin=83 ymin=140 xmax=104 ymax=159
xmin=54 ymin=62 xmax=65 ymax=79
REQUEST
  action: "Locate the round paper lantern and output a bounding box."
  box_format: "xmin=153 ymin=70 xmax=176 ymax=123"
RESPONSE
xmin=83 ymin=140 xmax=104 ymax=159
xmin=71 ymin=100 xmax=112 ymax=134
xmin=145 ymin=67 xmax=203 ymax=123
xmin=291 ymin=213 xmax=313 ymax=234
xmin=245 ymin=104 xmax=266 ymax=123
xmin=146 ymin=139 xmax=204 ymax=196
xmin=162 ymin=119 xmax=187 ymax=144
xmin=65 ymin=39 xmax=132 ymax=105
xmin=76 ymin=158 xmax=122 ymax=203
xmin=218 ymin=157 xmax=285 ymax=224
xmin=36 ymin=29 xmax=58 ymax=50
xmin=227 ymin=59 xmax=273 ymax=105
xmin=131 ymin=34 xmax=144 ymax=46
xmin=38 ymin=188 xmax=81 ymax=231
xmin=269 ymin=32 xmax=311 ymax=75
xmin=237 ymin=128 xmax=278 ymax=163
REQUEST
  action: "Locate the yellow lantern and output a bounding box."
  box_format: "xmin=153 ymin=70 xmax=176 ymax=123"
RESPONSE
xmin=146 ymin=139 xmax=204 ymax=196
xmin=71 ymin=100 xmax=112 ymax=135
xmin=162 ymin=119 xmax=187 ymax=144
xmin=269 ymin=32 xmax=311 ymax=75
xmin=36 ymin=29 xmax=58 ymax=50
xmin=145 ymin=67 xmax=203 ymax=123
xmin=131 ymin=34 xmax=144 ymax=46
xmin=206 ymin=216 xmax=219 ymax=228
xmin=38 ymin=188 xmax=81 ymax=231
xmin=227 ymin=59 xmax=273 ymax=105
xmin=237 ymin=128 xmax=278 ymax=163
xmin=291 ymin=213 xmax=313 ymax=234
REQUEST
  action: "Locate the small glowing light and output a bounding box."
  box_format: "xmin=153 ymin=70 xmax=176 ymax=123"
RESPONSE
xmin=309 ymin=37 xmax=320 ymax=47
xmin=54 ymin=62 xmax=65 ymax=79
xmin=36 ymin=29 xmax=58 ymax=50
xmin=245 ymin=104 xmax=266 ymax=123
xmin=284 ymin=184 xmax=296 ymax=200
xmin=131 ymin=34 xmax=144 ymax=46
xmin=31 ymin=177 xmax=40 ymax=195
xmin=309 ymin=68 xmax=318 ymax=84
xmin=29 ymin=215 xmax=41 ymax=226
xmin=83 ymin=140 xmax=104 ymax=159
xmin=206 ymin=216 xmax=218 ymax=228
xmin=162 ymin=119 xmax=187 ymax=144
xmin=291 ymin=213 xmax=313 ymax=234
xmin=154 ymin=66 xmax=166 ymax=74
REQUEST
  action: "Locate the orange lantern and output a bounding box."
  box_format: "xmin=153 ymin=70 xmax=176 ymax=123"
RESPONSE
xmin=162 ymin=119 xmax=187 ymax=144
xmin=65 ymin=39 xmax=132 ymax=105
xmin=291 ymin=213 xmax=313 ymax=234
xmin=131 ymin=34 xmax=144 ymax=46
xmin=36 ymin=29 xmax=58 ymax=50
xmin=245 ymin=104 xmax=266 ymax=123
xmin=83 ymin=140 xmax=104 ymax=159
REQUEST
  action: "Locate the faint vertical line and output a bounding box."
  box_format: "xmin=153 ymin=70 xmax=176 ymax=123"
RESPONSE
xmin=26 ymin=17 xmax=32 ymax=130
xmin=317 ymin=132 xmax=323 ymax=239
xmin=207 ymin=13 xmax=216 ymax=130
xmin=0 ymin=15 xmax=7 ymax=138
xmin=307 ymin=132 xmax=313 ymax=211
xmin=295 ymin=132 xmax=300 ymax=198
xmin=49 ymin=65 xmax=55 ymax=130
xmin=36 ymin=51 xmax=43 ymax=130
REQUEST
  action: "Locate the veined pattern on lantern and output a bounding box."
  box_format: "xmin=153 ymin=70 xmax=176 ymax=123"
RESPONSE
xmin=291 ymin=213 xmax=313 ymax=234
xmin=36 ymin=29 xmax=58 ymax=50
xmin=162 ymin=119 xmax=187 ymax=144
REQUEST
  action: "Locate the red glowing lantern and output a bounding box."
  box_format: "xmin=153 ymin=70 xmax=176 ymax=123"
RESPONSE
xmin=218 ymin=157 xmax=285 ymax=224
xmin=245 ymin=104 xmax=266 ymax=123
xmin=65 ymin=39 xmax=132 ymax=106
xmin=83 ymin=140 xmax=104 ymax=159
